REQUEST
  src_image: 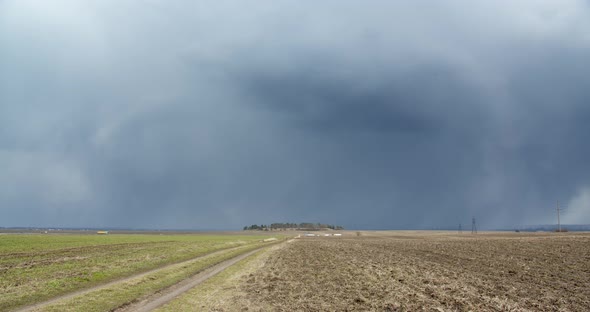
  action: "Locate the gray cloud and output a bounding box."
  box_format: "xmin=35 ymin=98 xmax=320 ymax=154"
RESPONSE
xmin=1 ymin=0 xmax=590 ymax=229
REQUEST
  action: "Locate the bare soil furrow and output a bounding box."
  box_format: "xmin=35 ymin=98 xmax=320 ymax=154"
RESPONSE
xmin=232 ymin=233 xmax=590 ymax=311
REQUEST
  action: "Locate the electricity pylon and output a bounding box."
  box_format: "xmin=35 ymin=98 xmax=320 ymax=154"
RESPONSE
xmin=556 ymin=201 xmax=566 ymax=232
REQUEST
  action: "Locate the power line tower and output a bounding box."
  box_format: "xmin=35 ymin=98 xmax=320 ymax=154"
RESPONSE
xmin=458 ymin=223 xmax=462 ymax=234
xmin=556 ymin=201 xmax=566 ymax=232
xmin=471 ymin=217 xmax=477 ymax=234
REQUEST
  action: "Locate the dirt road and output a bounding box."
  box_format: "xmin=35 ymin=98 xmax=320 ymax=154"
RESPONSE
xmin=14 ymin=245 xmax=257 ymax=312
xmin=116 ymin=248 xmax=264 ymax=312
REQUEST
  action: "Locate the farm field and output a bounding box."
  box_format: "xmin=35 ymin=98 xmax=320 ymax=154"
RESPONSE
xmin=163 ymin=231 xmax=590 ymax=311
xmin=0 ymin=233 xmax=275 ymax=311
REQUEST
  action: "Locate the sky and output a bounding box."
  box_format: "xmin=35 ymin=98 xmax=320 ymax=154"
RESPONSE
xmin=1 ymin=0 xmax=590 ymax=230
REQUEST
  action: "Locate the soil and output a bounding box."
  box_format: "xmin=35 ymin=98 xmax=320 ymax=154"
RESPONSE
xmin=235 ymin=232 xmax=590 ymax=311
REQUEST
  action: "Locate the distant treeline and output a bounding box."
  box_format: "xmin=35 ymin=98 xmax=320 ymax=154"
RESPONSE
xmin=512 ymin=224 xmax=590 ymax=232
xmin=243 ymin=222 xmax=344 ymax=231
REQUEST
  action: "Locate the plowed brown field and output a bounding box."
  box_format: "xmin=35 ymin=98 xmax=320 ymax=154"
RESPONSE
xmin=235 ymin=232 xmax=590 ymax=311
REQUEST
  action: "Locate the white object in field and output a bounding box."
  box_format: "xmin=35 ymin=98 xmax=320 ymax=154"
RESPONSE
xmin=324 ymin=234 xmax=331 ymax=236
xmin=333 ymin=233 xmax=342 ymax=236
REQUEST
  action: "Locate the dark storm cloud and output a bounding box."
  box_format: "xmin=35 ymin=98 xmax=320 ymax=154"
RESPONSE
xmin=2 ymin=0 xmax=590 ymax=229
xmin=236 ymin=62 xmax=492 ymax=134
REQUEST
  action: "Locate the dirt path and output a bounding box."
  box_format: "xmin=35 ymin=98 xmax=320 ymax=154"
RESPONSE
xmin=14 ymin=245 xmax=251 ymax=312
xmin=116 ymin=247 xmax=267 ymax=312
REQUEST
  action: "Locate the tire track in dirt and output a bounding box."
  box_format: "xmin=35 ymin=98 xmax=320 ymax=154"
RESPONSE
xmin=115 ymin=246 xmax=272 ymax=312
xmin=13 ymin=245 xmax=254 ymax=312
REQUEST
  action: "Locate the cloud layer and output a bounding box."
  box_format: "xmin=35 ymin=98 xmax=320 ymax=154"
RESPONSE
xmin=2 ymin=0 xmax=590 ymax=229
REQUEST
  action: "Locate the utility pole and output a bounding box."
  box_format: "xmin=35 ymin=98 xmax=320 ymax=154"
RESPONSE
xmin=458 ymin=223 xmax=462 ymax=234
xmin=471 ymin=217 xmax=477 ymax=234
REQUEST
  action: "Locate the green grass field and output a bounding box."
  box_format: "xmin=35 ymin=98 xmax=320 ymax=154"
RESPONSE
xmin=0 ymin=233 xmax=272 ymax=311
